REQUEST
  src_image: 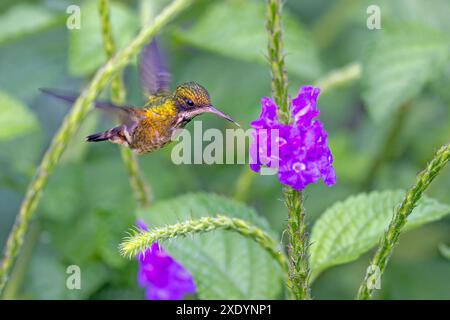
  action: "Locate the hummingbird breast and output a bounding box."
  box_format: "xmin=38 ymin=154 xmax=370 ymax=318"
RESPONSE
xmin=129 ymin=100 xmax=180 ymax=154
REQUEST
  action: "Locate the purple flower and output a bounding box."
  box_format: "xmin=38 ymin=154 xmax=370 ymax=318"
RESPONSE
xmin=136 ymin=220 xmax=196 ymax=300
xmin=250 ymin=86 xmax=336 ymax=190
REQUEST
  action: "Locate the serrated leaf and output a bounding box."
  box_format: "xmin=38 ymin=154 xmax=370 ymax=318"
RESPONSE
xmin=175 ymin=0 xmax=321 ymax=80
xmin=0 ymin=4 xmax=61 ymax=45
xmin=139 ymin=193 xmax=283 ymax=299
xmin=0 ymin=91 xmax=38 ymax=140
xmin=379 ymin=0 xmax=450 ymax=37
xmin=68 ymin=1 xmax=139 ymax=76
xmin=309 ymin=190 xmax=450 ymax=281
xmin=362 ymin=24 xmax=449 ymax=122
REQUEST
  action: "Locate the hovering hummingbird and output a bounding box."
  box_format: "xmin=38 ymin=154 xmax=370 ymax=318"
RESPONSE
xmin=42 ymin=40 xmax=238 ymax=154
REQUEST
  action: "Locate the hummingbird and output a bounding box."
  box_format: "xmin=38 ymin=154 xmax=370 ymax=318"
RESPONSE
xmin=41 ymin=40 xmax=238 ymax=154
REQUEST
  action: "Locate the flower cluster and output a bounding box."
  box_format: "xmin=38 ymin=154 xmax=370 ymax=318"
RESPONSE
xmin=250 ymin=86 xmax=336 ymax=190
xmin=136 ymin=220 xmax=196 ymax=300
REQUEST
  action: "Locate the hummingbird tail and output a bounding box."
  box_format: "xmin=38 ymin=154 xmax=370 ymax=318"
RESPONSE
xmin=86 ymin=126 xmax=131 ymax=147
xmin=86 ymin=131 xmax=110 ymax=142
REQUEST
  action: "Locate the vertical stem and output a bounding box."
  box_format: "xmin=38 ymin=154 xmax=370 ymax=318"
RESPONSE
xmin=98 ymin=0 xmax=152 ymax=207
xmin=266 ymin=0 xmax=311 ymax=299
xmin=285 ymin=188 xmax=311 ymax=300
xmin=356 ymin=143 xmax=450 ymax=299
xmin=119 ymin=148 xmax=152 ymax=207
xmin=98 ymin=0 xmax=127 ymax=104
xmin=266 ymin=0 xmax=289 ymax=121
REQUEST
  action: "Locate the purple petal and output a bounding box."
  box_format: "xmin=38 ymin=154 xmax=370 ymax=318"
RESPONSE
xmin=136 ymin=219 xmax=149 ymax=231
xmin=137 ymin=240 xmax=196 ymax=300
xmin=250 ymin=85 xmax=336 ymax=190
xmin=291 ymin=86 xmax=321 ymax=127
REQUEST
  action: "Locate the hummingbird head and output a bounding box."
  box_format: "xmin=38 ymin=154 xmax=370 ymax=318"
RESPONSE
xmin=173 ymin=82 xmax=239 ymax=126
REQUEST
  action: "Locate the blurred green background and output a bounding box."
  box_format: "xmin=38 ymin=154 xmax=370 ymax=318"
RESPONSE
xmin=0 ymin=0 xmax=449 ymax=299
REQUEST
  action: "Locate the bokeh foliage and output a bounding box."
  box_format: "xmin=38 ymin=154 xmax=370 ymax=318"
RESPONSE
xmin=0 ymin=0 xmax=449 ymax=299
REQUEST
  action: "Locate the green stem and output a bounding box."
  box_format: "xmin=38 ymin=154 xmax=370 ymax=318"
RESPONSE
xmin=1 ymin=223 xmax=40 ymax=299
xmin=120 ymin=215 xmax=288 ymax=274
xmin=266 ymin=0 xmax=289 ymax=121
xmin=356 ymin=142 xmax=450 ymax=300
xmin=266 ymin=0 xmax=311 ymax=300
xmin=0 ymin=0 xmax=193 ymax=295
xmin=313 ymin=62 xmax=362 ymax=93
xmin=98 ymin=0 xmax=127 ymax=103
xmin=362 ymin=102 xmax=411 ymax=190
xmin=98 ymin=0 xmax=152 ymax=207
xmin=119 ymin=148 xmax=152 ymax=207
xmin=285 ymin=188 xmax=311 ymax=300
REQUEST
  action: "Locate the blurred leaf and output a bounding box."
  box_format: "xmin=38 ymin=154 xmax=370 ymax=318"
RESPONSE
xmin=68 ymin=1 xmax=139 ymax=76
xmin=41 ymin=164 xmax=84 ymax=222
xmin=175 ymin=0 xmax=322 ymax=79
xmin=0 ymin=128 xmax=44 ymax=178
xmin=83 ymin=158 xmax=135 ymax=213
xmin=379 ymin=0 xmax=450 ymax=37
xmin=64 ymin=261 xmax=111 ymax=299
xmin=381 ymin=260 xmax=450 ymax=299
xmin=49 ymin=211 xmax=99 ymax=265
xmin=439 ymin=243 xmax=450 ymax=260
xmin=0 ymin=91 xmax=38 ymax=141
xmin=24 ymin=244 xmax=110 ymax=299
xmin=61 ymin=113 xmax=99 ymax=164
xmin=0 ymin=3 xmax=62 ymax=45
xmin=429 ymin=60 xmax=450 ymax=103
xmin=0 ymin=28 xmax=68 ymax=102
xmin=309 ymin=190 xmax=450 ymax=281
xmin=328 ymin=134 xmax=370 ymax=184
xmin=139 ymin=193 xmax=284 ymax=299
xmin=362 ymin=24 xmax=449 ymax=122
xmin=25 ymin=247 xmax=66 ymax=299
xmin=95 ymin=208 xmax=132 ymax=269
xmin=41 ymin=159 xmax=135 ymax=267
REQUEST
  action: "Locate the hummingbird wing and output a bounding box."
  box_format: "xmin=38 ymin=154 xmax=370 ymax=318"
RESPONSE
xmin=40 ymin=88 xmax=145 ymax=128
xmin=139 ymin=39 xmax=172 ymax=97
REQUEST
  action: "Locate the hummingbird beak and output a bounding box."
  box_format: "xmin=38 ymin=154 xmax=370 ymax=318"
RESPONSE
xmin=206 ymin=105 xmax=240 ymax=127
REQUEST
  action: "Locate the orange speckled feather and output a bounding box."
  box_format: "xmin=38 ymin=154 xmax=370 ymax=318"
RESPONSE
xmin=130 ymin=96 xmax=178 ymax=154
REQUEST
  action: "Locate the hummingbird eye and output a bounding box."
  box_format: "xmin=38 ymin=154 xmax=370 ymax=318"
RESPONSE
xmin=185 ymin=99 xmax=194 ymax=107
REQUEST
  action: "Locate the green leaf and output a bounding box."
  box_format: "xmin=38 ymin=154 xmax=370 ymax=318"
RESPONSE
xmin=0 ymin=91 xmax=38 ymax=141
xmin=24 ymin=245 xmax=110 ymax=299
xmin=25 ymin=247 xmax=67 ymax=299
xmin=68 ymin=1 xmax=139 ymax=76
xmin=41 ymin=159 xmax=135 ymax=267
xmin=309 ymin=190 xmax=450 ymax=281
xmin=0 ymin=28 xmax=68 ymax=102
xmin=379 ymin=0 xmax=450 ymax=38
xmin=0 ymin=4 xmax=61 ymax=45
xmin=175 ymin=0 xmax=322 ymax=80
xmin=439 ymin=243 xmax=450 ymax=260
xmin=139 ymin=193 xmax=283 ymax=299
xmin=362 ymin=24 xmax=449 ymax=122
